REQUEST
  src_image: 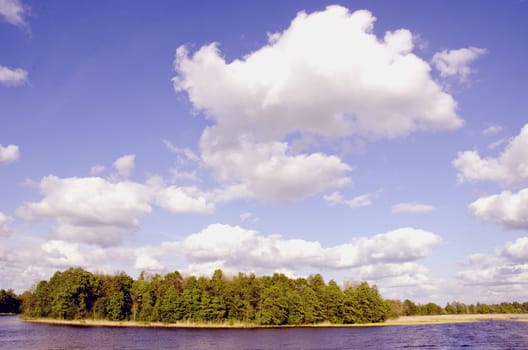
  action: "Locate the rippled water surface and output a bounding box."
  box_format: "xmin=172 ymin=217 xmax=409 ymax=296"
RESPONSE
xmin=2 ymin=316 xmax=528 ymax=349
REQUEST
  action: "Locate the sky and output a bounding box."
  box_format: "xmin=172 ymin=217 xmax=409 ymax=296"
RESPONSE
xmin=1 ymin=0 xmax=527 ymax=304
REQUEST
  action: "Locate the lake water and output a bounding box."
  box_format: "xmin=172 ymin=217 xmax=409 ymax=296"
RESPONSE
xmin=2 ymin=315 xmax=528 ymax=349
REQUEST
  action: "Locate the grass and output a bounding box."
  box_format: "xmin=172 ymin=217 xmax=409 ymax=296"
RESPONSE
xmin=21 ymin=314 xmax=528 ymax=329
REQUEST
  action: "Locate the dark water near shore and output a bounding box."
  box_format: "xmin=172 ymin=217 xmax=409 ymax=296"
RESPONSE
xmin=2 ymin=316 xmax=528 ymax=349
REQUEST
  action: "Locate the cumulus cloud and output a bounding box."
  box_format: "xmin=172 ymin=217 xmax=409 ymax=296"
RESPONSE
xmin=164 ymin=224 xmax=442 ymax=274
xmin=457 ymin=238 xmax=528 ymax=294
xmin=500 ymin=237 xmax=528 ymax=263
xmin=113 ymin=154 xmax=135 ymax=177
xmin=174 ymin=5 xmax=462 ymax=201
xmin=202 ymin=139 xmax=351 ymax=201
xmin=0 ymin=211 xmax=14 ymax=235
xmin=41 ymin=240 xmax=87 ymax=267
xmin=392 ymin=202 xmax=435 ymax=214
xmin=432 ymin=47 xmax=487 ymax=82
xmin=0 ymin=0 xmax=29 ymax=28
xmin=453 ymin=124 xmax=528 ymax=189
xmin=175 ymin=6 xmax=461 ymax=141
xmin=0 ymin=65 xmax=27 ymax=86
xmin=457 ymin=264 xmax=528 ymax=287
xmin=134 ymin=247 xmax=164 ymax=271
xmin=469 ymin=188 xmax=528 ymax=231
xmin=0 ymin=144 xmax=20 ymax=164
xmin=324 ymin=190 xmax=380 ymax=208
xmin=155 ymin=185 xmax=214 ymax=214
xmin=17 ymin=174 xmax=222 ymax=246
xmin=17 ymin=175 xmax=153 ymax=246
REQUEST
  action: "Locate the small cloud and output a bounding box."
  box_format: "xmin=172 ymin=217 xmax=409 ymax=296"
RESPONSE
xmin=453 ymin=123 xmax=528 ymax=189
xmin=392 ymin=202 xmax=435 ymax=214
xmin=169 ymin=168 xmax=200 ymax=182
xmin=488 ymin=137 xmax=511 ymax=151
xmin=0 ymin=0 xmax=30 ymax=28
xmin=482 ymin=125 xmax=503 ymax=136
xmin=324 ymin=190 xmax=381 ymax=209
xmin=90 ymin=164 xmax=105 ymax=175
xmin=113 ymin=154 xmax=135 ymax=177
xmin=432 ymin=46 xmax=487 ymax=83
xmin=162 ymin=140 xmax=199 ymax=162
xmin=0 ymin=144 xmax=20 ymax=164
xmin=240 ymin=212 xmax=252 ymax=221
xmin=0 ymin=65 xmax=28 ymax=86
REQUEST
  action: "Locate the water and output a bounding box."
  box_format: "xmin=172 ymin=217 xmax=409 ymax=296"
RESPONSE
xmin=2 ymin=316 xmax=528 ymax=349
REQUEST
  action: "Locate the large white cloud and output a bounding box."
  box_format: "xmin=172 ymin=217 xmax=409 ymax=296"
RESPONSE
xmin=17 ymin=175 xmax=153 ymax=246
xmin=0 ymin=144 xmax=20 ymax=164
xmin=469 ymin=188 xmax=528 ymax=231
xmin=174 ymin=6 xmax=461 ymax=141
xmin=174 ymin=5 xmax=462 ymax=201
xmin=17 ymin=174 xmax=219 ymax=246
xmin=201 ymin=139 xmax=351 ymax=201
xmin=432 ymin=47 xmax=487 ymax=82
xmin=454 ymin=124 xmax=528 ymax=189
xmin=165 ymin=224 xmax=442 ymax=274
xmin=0 ymin=0 xmax=29 ymax=28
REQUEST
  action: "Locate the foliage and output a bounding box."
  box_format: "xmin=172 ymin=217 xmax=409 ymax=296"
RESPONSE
xmin=21 ymin=268 xmax=391 ymax=324
xmin=0 ymin=289 xmax=21 ymax=314
xmin=19 ymin=268 xmax=528 ymax=324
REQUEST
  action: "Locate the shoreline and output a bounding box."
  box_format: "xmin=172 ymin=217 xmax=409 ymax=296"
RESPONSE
xmin=21 ymin=314 xmax=528 ymax=329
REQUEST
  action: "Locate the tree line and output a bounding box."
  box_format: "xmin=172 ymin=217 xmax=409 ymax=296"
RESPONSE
xmin=386 ymin=299 xmax=528 ymax=317
xmin=5 ymin=268 xmax=528 ymax=324
xmin=19 ymin=268 xmax=388 ymax=325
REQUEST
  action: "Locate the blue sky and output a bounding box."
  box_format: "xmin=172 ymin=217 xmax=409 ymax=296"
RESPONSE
xmin=1 ymin=0 xmax=527 ymax=304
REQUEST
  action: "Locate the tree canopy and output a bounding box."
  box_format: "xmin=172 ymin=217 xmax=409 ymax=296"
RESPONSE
xmin=12 ymin=268 xmax=528 ymax=324
xmin=21 ymin=268 xmax=389 ymax=325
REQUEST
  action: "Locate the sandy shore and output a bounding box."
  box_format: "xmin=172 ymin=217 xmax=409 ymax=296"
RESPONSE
xmin=21 ymin=314 xmax=528 ymax=328
xmin=386 ymin=314 xmax=528 ymax=325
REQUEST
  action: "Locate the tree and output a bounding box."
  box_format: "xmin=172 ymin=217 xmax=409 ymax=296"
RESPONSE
xmin=0 ymin=289 xmax=21 ymax=314
xmin=259 ymin=284 xmax=289 ymax=325
xmin=324 ymin=280 xmax=344 ymax=323
xmin=402 ymin=299 xmax=418 ymax=316
xmin=343 ymin=282 xmax=388 ymax=324
xmin=159 ymin=285 xmax=180 ymax=323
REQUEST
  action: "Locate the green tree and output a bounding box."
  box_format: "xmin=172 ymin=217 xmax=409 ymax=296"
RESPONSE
xmin=259 ymin=283 xmax=289 ymax=325
xmin=159 ymin=285 xmax=180 ymax=323
xmin=0 ymin=289 xmax=21 ymax=314
xmin=343 ymin=282 xmax=388 ymax=324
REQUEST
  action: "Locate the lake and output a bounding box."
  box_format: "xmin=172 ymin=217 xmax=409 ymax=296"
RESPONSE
xmin=2 ymin=315 xmax=528 ymax=349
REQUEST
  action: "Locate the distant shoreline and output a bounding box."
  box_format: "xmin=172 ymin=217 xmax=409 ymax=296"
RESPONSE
xmin=21 ymin=314 xmax=528 ymax=329
xmin=386 ymin=314 xmax=528 ymax=325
